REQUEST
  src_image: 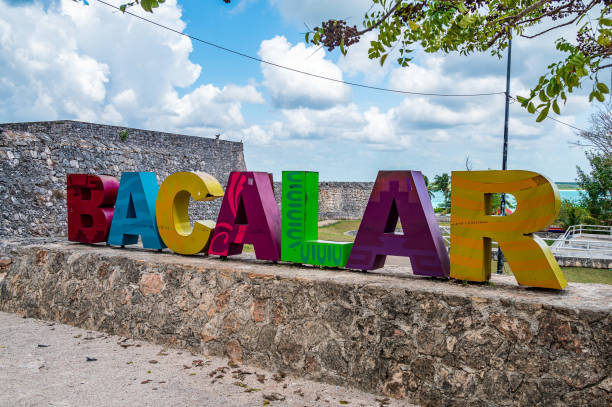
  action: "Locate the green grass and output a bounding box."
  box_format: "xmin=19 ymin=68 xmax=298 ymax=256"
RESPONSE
xmin=557 ymin=267 xmax=612 ymax=284
xmin=321 ymin=221 xmax=611 ymax=285
xmin=489 ymin=261 xmax=612 ymax=285
xmin=318 ymin=220 xmax=361 ymax=242
xmin=243 ymin=221 xmax=611 ymax=285
xmin=555 ymin=182 xmax=579 ymax=190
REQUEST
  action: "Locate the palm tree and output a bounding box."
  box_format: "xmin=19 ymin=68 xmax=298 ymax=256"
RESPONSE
xmin=431 ymin=173 xmax=451 ymax=210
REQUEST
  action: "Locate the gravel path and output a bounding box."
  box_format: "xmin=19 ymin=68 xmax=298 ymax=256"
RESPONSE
xmin=0 ymin=312 xmax=415 ymax=407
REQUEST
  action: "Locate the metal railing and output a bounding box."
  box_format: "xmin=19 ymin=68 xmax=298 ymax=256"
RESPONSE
xmin=440 ymin=224 xmax=612 ymax=258
xmin=550 ymin=224 xmax=612 ymax=257
xmin=440 ymin=226 xmax=451 ymax=246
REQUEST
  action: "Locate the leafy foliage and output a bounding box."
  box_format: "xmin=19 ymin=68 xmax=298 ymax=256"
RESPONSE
xmin=308 ymin=0 xmax=611 ymax=120
xmin=576 ymin=152 xmax=612 ymax=224
xmin=119 ymin=0 xmax=165 ymax=13
xmin=423 ymin=174 xmax=435 ymax=198
xmin=430 ymin=172 xmax=451 ymax=210
xmin=572 ymin=102 xmax=612 ymax=155
xmin=574 ymin=102 xmax=612 ymax=225
xmin=556 ymin=199 xmax=591 ymax=228
xmin=490 ymin=193 xmax=517 ymax=214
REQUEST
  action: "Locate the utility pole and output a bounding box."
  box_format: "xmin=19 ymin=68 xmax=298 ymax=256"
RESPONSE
xmin=496 ymin=31 xmax=512 ymax=275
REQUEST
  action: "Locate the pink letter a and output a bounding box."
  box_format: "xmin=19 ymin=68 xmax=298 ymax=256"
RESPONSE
xmin=208 ymin=172 xmax=281 ymax=261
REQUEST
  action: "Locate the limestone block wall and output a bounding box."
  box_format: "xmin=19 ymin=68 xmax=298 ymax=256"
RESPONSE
xmin=0 ymin=121 xmax=246 ymax=237
xmin=1 ymin=239 xmax=610 ymax=407
xmin=273 ymin=181 xmax=374 ymax=220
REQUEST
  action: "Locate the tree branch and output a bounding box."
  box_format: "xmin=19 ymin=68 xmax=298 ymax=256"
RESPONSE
xmin=493 ymin=0 xmax=553 ymax=25
xmin=520 ymin=15 xmax=581 ymax=39
xmin=517 ymin=0 xmax=577 ymax=25
xmin=355 ymin=0 xmax=403 ymax=36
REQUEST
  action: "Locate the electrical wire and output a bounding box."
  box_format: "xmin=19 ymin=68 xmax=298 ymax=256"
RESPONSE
xmin=544 ymin=114 xmax=587 ymax=132
xmin=94 ymin=0 xmax=591 ymax=133
xmin=509 ymin=95 xmax=588 ymax=132
xmin=94 ymin=0 xmax=506 ymax=98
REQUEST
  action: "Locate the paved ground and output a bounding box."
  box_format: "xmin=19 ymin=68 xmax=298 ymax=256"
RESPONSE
xmin=0 ymin=312 xmax=415 ymax=407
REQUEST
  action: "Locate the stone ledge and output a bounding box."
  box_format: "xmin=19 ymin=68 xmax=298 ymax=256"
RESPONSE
xmin=0 ymin=238 xmax=610 ymax=406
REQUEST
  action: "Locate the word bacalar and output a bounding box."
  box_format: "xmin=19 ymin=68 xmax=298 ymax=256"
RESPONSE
xmin=67 ymin=170 xmax=567 ymax=290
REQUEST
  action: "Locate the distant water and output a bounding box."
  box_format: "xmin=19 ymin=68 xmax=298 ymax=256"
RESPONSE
xmin=430 ymin=189 xmax=582 ymax=209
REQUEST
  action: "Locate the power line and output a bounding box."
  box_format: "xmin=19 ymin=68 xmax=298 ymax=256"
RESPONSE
xmin=93 ymin=0 xmax=590 ymax=134
xmin=94 ymin=0 xmax=506 ymax=98
xmin=509 ymin=96 xmax=587 ymax=132
xmin=544 ymin=114 xmax=587 ymax=132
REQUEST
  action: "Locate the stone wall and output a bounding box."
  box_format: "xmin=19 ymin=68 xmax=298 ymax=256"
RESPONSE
xmin=1 ymin=239 xmax=610 ymax=407
xmin=273 ymin=181 xmax=374 ymax=220
xmin=0 ymin=120 xmax=425 ymax=240
xmin=0 ymin=121 xmax=246 ymax=237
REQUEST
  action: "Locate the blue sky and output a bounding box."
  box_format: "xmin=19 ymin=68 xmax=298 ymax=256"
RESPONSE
xmin=0 ymin=0 xmax=603 ymax=182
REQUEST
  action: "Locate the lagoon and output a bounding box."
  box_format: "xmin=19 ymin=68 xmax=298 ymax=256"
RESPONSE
xmin=430 ymin=189 xmax=582 ymax=209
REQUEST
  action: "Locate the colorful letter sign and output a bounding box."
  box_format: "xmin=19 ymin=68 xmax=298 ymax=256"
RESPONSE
xmin=450 ymin=170 xmax=567 ymax=289
xmin=156 ymin=172 xmax=224 ymax=255
xmin=67 ymin=174 xmax=119 ymax=243
xmin=281 ymin=171 xmax=353 ymax=267
xmin=107 ymin=172 xmax=165 ymax=250
xmin=346 ymin=171 xmax=449 ymax=277
xmin=66 ymin=166 xmax=569 ymax=290
xmin=208 ymin=172 xmax=281 ymax=261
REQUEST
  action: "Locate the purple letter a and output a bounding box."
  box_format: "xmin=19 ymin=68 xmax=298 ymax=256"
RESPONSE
xmin=208 ymin=172 xmax=281 ymax=261
xmin=346 ymin=171 xmax=449 ymax=277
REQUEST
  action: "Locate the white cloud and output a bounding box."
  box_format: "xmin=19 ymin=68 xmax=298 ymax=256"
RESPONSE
xmin=388 ymin=54 xmax=508 ymax=96
xmin=148 ymin=84 xmax=263 ymax=131
xmin=337 ymin=31 xmax=395 ymax=84
xmin=0 ymin=0 xmax=262 ymax=136
xmin=243 ymin=103 xmax=412 ymax=150
xmin=216 ymin=84 xmax=264 ymax=104
xmin=258 ymin=36 xmax=351 ymax=109
xmin=112 ymin=89 xmax=137 ymax=107
xmin=393 ymin=97 xmax=497 ymax=128
xmin=227 ymin=124 xmax=272 ymax=144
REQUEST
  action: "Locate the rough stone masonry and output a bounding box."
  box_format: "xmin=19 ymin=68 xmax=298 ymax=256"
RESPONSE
xmin=0 ymin=239 xmax=610 ymax=407
xmin=0 ymin=121 xmax=246 ymax=237
xmin=0 ymin=120 xmax=379 ymax=239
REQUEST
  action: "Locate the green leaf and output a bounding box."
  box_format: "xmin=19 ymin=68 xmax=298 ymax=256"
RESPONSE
xmin=600 ymin=17 xmax=612 ymax=26
xmin=120 ymin=4 xmax=126 ymax=12
xmin=546 ymin=82 xmax=555 ymax=97
xmin=305 ymin=32 xmax=310 ymax=43
xmin=596 ymin=82 xmax=609 ymax=94
xmin=595 ymin=91 xmax=605 ymax=102
xmin=536 ymin=105 xmax=550 ymax=122
xmin=552 ymin=99 xmax=560 ymax=115
xmin=340 ymin=36 xmax=346 ymax=56
xmin=380 ymin=53 xmax=388 ymax=66
xmin=538 ymin=90 xmax=549 ymax=102
xmin=597 ymin=34 xmax=611 ymax=47
xmin=527 ymin=102 xmax=536 ymax=114
xmin=516 ymin=95 xmax=528 ymax=105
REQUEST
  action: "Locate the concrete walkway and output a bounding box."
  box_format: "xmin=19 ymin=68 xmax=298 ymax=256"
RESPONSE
xmin=0 ymin=312 xmax=414 ymax=407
